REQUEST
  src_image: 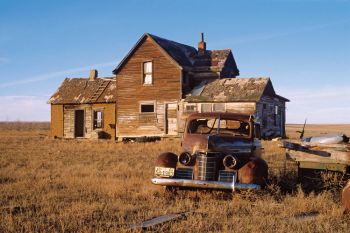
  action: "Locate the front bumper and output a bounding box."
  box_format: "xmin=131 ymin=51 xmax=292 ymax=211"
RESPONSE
xmin=151 ymin=178 xmax=260 ymax=191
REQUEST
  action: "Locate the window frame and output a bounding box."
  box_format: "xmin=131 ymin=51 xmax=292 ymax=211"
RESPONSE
xmin=142 ymin=61 xmax=153 ymax=85
xmin=93 ymin=110 xmax=103 ymax=130
xmin=139 ymin=101 xmax=156 ymax=113
xmin=213 ymin=103 xmax=226 ymax=112
xmin=200 ymin=103 xmax=212 ymax=113
xmin=184 ymin=103 xmax=197 ymax=113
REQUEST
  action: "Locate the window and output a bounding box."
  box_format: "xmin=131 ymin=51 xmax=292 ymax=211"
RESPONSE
xmin=213 ymin=103 xmax=225 ymax=112
xmin=201 ymin=103 xmax=212 ymax=112
xmin=139 ymin=102 xmax=156 ymax=126
xmin=185 ymin=104 xmax=197 ymax=113
xmin=187 ymin=117 xmax=250 ymax=137
xmin=274 ymin=106 xmax=279 ymax=126
xmin=140 ymin=103 xmax=155 ymax=113
xmin=93 ymin=111 xmax=103 ymax=129
xmin=142 ymin=61 xmax=153 ymax=84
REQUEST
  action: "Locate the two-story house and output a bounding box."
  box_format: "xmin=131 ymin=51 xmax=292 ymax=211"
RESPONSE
xmin=48 ymin=33 xmax=289 ymax=140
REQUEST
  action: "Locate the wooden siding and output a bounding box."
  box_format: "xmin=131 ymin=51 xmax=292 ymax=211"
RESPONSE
xmin=256 ymin=96 xmax=286 ymax=138
xmin=92 ymin=103 xmax=116 ymax=139
xmin=116 ymin=37 xmax=182 ymax=137
xmin=50 ymin=105 xmax=64 ymax=138
xmin=226 ymin=103 xmax=256 ymax=114
xmin=63 ymin=106 xmax=75 ymax=138
xmin=62 ymin=103 xmax=115 ymax=139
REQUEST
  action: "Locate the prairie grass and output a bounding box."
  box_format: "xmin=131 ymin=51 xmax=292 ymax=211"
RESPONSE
xmin=0 ymin=123 xmax=350 ymax=232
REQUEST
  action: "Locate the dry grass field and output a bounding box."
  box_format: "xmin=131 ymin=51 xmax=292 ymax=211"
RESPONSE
xmin=1 ymin=122 xmax=350 ymax=232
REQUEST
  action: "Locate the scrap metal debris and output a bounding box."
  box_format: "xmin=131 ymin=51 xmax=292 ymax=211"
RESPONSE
xmin=129 ymin=212 xmax=188 ymax=229
xmin=292 ymin=211 xmax=319 ymax=221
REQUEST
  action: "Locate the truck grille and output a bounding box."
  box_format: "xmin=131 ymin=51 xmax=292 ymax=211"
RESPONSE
xmin=175 ymin=168 xmax=193 ymax=179
xmin=197 ymin=153 xmax=218 ymax=181
xmin=218 ymin=170 xmax=236 ymax=183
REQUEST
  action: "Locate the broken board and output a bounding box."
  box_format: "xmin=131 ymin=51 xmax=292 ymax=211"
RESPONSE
xmin=129 ymin=212 xmax=187 ymax=229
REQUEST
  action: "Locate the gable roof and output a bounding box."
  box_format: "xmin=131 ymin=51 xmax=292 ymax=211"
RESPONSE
xmin=184 ymin=77 xmax=289 ymax=102
xmin=150 ymin=34 xmax=197 ymax=67
xmin=48 ymin=77 xmax=116 ymax=104
xmin=113 ymin=33 xmax=239 ymax=76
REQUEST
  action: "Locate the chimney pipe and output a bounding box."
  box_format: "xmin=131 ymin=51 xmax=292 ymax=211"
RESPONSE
xmin=89 ymin=69 xmax=98 ymax=81
xmin=198 ymin=32 xmax=206 ymax=55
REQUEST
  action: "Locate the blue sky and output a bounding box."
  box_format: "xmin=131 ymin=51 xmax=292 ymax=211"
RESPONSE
xmin=0 ymin=0 xmax=349 ymax=123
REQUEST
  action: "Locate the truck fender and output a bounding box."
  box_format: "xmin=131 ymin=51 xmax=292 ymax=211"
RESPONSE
xmin=237 ymin=157 xmax=268 ymax=187
xmin=154 ymin=152 xmax=178 ymax=168
xmin=342 ymin=180 xmax=350 ymax=213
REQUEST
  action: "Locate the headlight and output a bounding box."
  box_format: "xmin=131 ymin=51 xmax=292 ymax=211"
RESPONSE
xmin=223 ymin=154 xmax=238 ymax=169
xmin=178 ymin=152 xmax=193 ymax=166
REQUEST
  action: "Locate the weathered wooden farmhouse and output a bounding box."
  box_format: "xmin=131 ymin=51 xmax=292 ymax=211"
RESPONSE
xmin=48 ymin=70 xmax=116 ymax=139
xmin=48 ymin=32 xmax=289 ymax=140
xmin=113 ymin=33 xmax=288 ymax=139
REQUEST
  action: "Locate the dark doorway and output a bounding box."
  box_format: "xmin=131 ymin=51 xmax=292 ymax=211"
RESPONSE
xmin=75 ymin=110 xmax=85 ymax=138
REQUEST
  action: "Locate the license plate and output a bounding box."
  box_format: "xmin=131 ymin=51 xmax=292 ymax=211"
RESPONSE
xmin=155 ymin=167 xmax=175 ymax=177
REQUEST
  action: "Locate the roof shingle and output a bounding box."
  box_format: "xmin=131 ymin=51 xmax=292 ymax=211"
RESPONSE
xmin=48 ymin=77 xmax=116 ymax=104
xmin=185 ymin=77 xmax=289 ymax=102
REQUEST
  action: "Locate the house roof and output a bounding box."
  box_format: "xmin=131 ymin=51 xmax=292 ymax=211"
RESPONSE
xmin=184 ymin=77 xmax=289 ymax=102
xmin=113 ymin=33 xmax=238 ymax=76
xmin=150 ymin=34 xmax=197 ymax=67
xmin=48 ymin=77 xmax=116 ymax=104
xmin=193 ymin=49 xmax=231 ymax=70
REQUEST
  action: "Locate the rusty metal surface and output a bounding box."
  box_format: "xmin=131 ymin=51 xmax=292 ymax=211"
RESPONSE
xmin=182 ymin=112 xmax=254 ymax=153
xmin=342 ymin=180 xmax=350 ymax=213
xmin=154 ymin=152 xmax=178 ymax=168
xmin=152 ymin=112 xmax=266 ymax=190
xmin=238 ymin=157 xmax=268 ymax=186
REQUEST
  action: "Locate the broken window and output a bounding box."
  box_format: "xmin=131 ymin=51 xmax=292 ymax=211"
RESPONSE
xmin=139 ymin=102 xmax=156 ymax=126
xmin=213 ymin=103 xmax=225 ymax=112
xmin=93 ymin=111 xmax=103 ymax=129
xmin=140 ymin=103 xmax=155 ymax=113
xmin=142 ymin=61 xmax=153 ymax=85
xmin=201 ymin=103 xmax=212 ymax=112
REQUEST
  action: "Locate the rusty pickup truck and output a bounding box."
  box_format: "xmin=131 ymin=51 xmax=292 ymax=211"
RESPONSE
xmin=151 ymin=112 xmax=268 ymax=191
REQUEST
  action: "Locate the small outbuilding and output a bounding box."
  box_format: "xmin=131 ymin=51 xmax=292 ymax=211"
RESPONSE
xmin=48 ymin=70 xmax=116 ymax=139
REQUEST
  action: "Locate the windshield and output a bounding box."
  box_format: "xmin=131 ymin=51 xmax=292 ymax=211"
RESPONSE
xmin=187 ymin=117 xmax=250 ymax=137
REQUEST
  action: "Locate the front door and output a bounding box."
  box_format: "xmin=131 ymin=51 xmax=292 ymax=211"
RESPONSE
xmin=74 ymin=110 xmax=85 ymax=138
xmin=166 ymin=103 xmax=177 ymax=135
